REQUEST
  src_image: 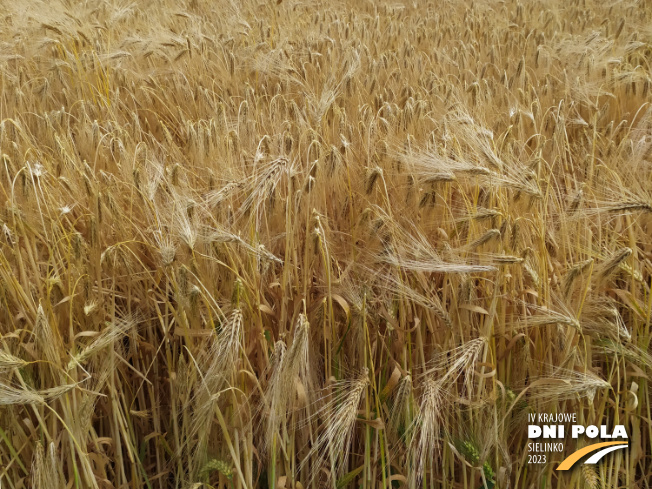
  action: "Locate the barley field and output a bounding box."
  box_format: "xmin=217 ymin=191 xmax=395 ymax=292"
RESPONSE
xmin=0 ymin=0 xmax=651 ymax=488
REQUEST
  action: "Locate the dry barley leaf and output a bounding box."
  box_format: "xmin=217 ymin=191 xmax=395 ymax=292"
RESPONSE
xmin=460 ymin=304 xmax=489 ymax=315
xmin=143 ymin=432 xmax=161 ymax=442
xmin=627 ymin=364 xmax=649 ymax=380
xmin=331 ymin=294 xmax=351 ymax=322
xmin=380 ymin=366 xmax=401 ymax=398
xmin=476 ymin=362 xmax=495 ymax=369
xmin=53 ymin=295 xmax=73 ymax=307
xmin=148 ymin=470 xmax=171 ymax=482
xmin=358 ymin=417 xmax=384 ymax=429
xmin=172 ymin=328 xmax=211 ymax=337
xmin=259 ymin=304 xmax=276 ymax=318
xmin=477 ymin=368 xmax=497 ymax=378
xmin=73 ymin=331 xmax=100 ymax=339
xmin=498 ymin=333 xmax=526 ymax=360
xmin=296 ymin=379 xmax=307 ymax=407
xmin=389 ymin=474 xmax=408 ymax=486
xmin=520 ymin=289 xmax=538 ymax=298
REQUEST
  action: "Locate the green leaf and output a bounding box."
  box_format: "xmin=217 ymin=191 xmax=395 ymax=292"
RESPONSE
xmin=336 ymin=464 xmax=365 ymax=489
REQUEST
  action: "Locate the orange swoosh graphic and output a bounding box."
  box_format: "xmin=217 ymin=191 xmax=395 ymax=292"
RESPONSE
xmin=556 ymin=442 xmax=628 ymax=470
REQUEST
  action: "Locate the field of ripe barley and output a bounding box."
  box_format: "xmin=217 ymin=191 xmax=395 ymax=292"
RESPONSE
xmin=0 ymin=0 xmax=651 ymax=488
